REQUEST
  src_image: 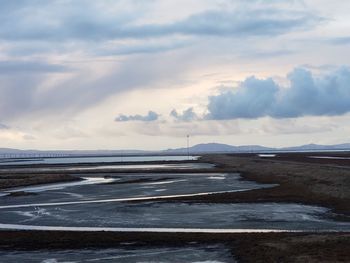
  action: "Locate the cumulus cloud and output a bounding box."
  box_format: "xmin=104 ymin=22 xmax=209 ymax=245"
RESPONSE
xmin=170 ymin=107 xmax=199 ymax=122
xmin=115 ymin=111 xmax=160 ymax=122
xmin=206 ymin=67 xmax=350 ymax=119
xmin=207 ymin=77 xmax=279 ymax=119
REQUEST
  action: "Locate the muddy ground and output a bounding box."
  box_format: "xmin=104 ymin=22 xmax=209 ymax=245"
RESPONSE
xmin=0 ymin=230 xmax=349 ymax=263
xmin=195 ymin=154 xmax=350 ymax=216
xmin=0 ymin=153 xmax=349 ymax=262
xmin=0 ymin=174 xmax=80 ymax=190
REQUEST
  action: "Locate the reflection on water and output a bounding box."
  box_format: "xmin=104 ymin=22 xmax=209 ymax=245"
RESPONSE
xmin=0 ymin=173 xmax=269 ymax=206
xmin=0 ymin=155 xmax=199 ymax=166
xmin=0 ymin=223 xmax=298 ymax=233
xmin=1 ymin=202 xmax=350 ymax=231
xmin=258 ymin=154 xmax=276 ymax=158
xmin=64 ymin=163 xmax=213 ymax=171
xmin=0 ymin=164 xmax=349 ymax=262
xmin=3 ymin=177 xmax=116 ymax=194
xmin=0 ymin=171 xmax=348 ymax=232
xmin=0 ymin=188 xmax=254 ymax=209
xmin=0 ymin=163 xmax=214 ymax=173
xmin=0 ymin=245 xmax=235 ymax=263
xmin=309 ymin=156 xmax=350 ymax=160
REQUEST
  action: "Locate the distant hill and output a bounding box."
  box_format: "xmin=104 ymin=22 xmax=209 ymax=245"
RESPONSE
xmin=1 ymin=142 xmax=350 ymax=157
xmin=281 ymin=143 xmax=350 ymax=151
xmin=165 ymin=143 xmax=274 ymax=154
xmin=166 ymin=142 xmax=350 ymax=154
xmin=0 ymin=148 xmax=149 ymax=157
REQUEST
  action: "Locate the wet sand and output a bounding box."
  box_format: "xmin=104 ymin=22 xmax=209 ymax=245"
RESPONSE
xmin=0 ymin=174 xmax=80 ymax=190
xmin=258 ymin=151 xmax=350 ymax=167
xmin=0 ymin=153 xmax=350 ymax=262
xmin=195 ymin=154 xmax=350 ymax=216
xmin=0 ymin=230 xmax=349 ymax=262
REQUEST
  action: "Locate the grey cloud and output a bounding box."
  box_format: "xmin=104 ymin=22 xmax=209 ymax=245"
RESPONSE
xmin=0 ymin=0 xmax=136 ymax=41
xmin=170 ymin=9 xmax=320 ymax=37
xmin=0 ymin=60 xmax=71 ymax=120
xmin=0 ymin=73 xmax=42 ymax=119
xmin=0 ymin=123 xmax=9 ymax=129
xmin=0 ymin=50 xmax=194 ymax=121
xmin=300 ymin=64 xmax=338 ymax=71
xmin=206 ymin=67 xmax=350 ymax=119
xmin=0 ymin=60 xmax=70 ymax=74
xmin=329 ymin=36 xmax=350 ymax=45
xmin=0 ymin=2 xmax=321 ymax=42
xmin=207 ymin=77 xmax=279 ymax=119
xmin=170 ymin=108 xmax=199 ymax=122
xmin=96 ymin=41 xmax=189 ymax=56
xmin=238 ymin=49 xmax=294 ymax=59
xmin=115 ymin=111 xmax=160 ymax=122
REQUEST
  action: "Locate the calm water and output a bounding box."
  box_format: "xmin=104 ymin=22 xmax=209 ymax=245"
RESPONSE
xmin=309 ymin=156 xmax=350 ymax=160
xmin=0 ymin=245 xmax=236 ymax=263
xmin=0 ymin=155 xmax=198 ymax=166
xmin=0 ymin=172 xmax=348 ymax=231
xmin=0 ymin=163 xmax=214 ymax=174
xmin=1 ymin=201 xmax=348 ymax=231
xmin=0 ymin=173 xmax=272 ymax=206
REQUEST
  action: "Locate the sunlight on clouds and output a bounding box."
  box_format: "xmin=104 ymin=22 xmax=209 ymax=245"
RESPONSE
xmin=0 ymin=0 xmax=349 ymax=149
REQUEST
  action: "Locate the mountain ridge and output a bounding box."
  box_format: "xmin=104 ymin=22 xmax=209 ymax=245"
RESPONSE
xmin=1 ymin=142 xmax=350 ymax=156
xmin=166 ymin=142 xmax=350 ymax=153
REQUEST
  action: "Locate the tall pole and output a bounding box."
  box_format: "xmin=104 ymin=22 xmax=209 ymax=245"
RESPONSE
xmin=187 ymin=135 xmax=189 ymax=160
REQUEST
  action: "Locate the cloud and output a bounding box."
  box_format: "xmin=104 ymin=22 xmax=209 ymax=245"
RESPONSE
xmin=169 ymin=9 xmax=320 ymax=37
xmin=0 ymin=123 xmax=9 ymax=129
xmin=0 ymin=50 xmax=193 ymax=121
xmin=206 ymin=67 xmax=350 ymax=119
xmin=238 ymin=49 xmax=294 ymax=59
xmin=0 ymin=1 xmax=321 ymax=42
xmin=96 ymin=40 xmax=190 ymax=56
xmin=0 ymin=60 xmax=70 ymax=74
xmin=329 ymin=36 xmax=350 ymax=45
xmin=125 ymin=119 xmax=241 ymax=137
xmin=115 ymin=111 xmax=160 ymax=122
xmin=22 ymin=134 xmax=36 ymax=140
xmin=170 ymin=107 xmax=199 ymax=122
xmin=207 ymin=77 xmax=279 ymax=119
xmin=0 ymin=1 xmax=326 ymax=124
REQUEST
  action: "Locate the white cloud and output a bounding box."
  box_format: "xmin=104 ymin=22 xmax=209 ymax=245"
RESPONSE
xmin=207 ymin=67 xmax=350 ymax=119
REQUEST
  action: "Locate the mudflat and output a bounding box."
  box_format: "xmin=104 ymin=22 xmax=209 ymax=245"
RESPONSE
xmin=0 ymin=231 xmax=349 ymax=263
xmin=177 ymin=154 xmax=350 ymax=216
xmin=0 ymin=173 xmax=80 ymax=190
xmin=0 ymin=153 xmax=349 ymax=262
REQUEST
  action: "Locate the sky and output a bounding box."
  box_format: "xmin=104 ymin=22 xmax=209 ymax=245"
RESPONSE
xmin=0 ymin=0 xmax=350 ymax=150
